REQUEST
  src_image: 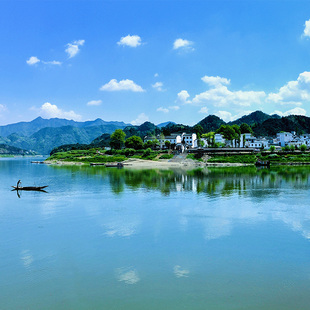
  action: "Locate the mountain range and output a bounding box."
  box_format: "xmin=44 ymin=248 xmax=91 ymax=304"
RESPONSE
xmin=0 ymin=117 xmax=129 ymax=137
xmin=1 ymin=111 xmax=310 ymax=154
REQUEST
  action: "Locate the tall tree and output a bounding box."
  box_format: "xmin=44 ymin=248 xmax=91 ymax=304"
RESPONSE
xmin=125 ymin=135 xmax=144 ymax=150
xmin=216 ymin=125 xmax=238 ymax=146
xmin=193 ymin=124 xmax=204 ymax=137
xmin=202 ymin=132 xmax=215 ymax=147
xmin=240 ymin=123 xmax=253 ymax=134
xmin=110 ymin=129 xmax=126 ymax=150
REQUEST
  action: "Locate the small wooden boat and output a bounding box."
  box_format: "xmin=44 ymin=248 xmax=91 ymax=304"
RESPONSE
xmin=105 ymin=162 xmax=123 ymax=168
xmin=90 ymin=162 xmax=123 ymax=168
xmin=12 ymin=185 xmax=48 ymax=191
xmin=255 ymin=158 xmax=270 ymax=167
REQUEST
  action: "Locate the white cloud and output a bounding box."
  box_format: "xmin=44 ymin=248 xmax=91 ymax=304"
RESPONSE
xmin=39 ymin=102 xmax=82 ymax=120
xmin=131 ymin=113 xmax=149 ymax=125
xmin=216 ymin=111 xmax=233 ymax=122
xmin=192 ymin=75 xmax=266 ymax=107
xmin=157 ymin=105 xmax=180 ymax=113
xmin=65 ymin=39 xmax=85 ymax=58
xmin=100 ymin=79 xmax=145 ymax=92
xmin=267 ymin=72 xmax=310 ymax=106
xmin=272 ymin=107 xmax=307 ymax=117
xmin=303 ymin=19 xmax=310 ymax=37
xmin=152 ymin=82 xmax=164 ymax=91
xmin=87 ymin=100 xmax=102 ymax=106
xmin=42 ymin=60 xmax=62 ymax=65
xmin=177 ymin=90 xmax=191 ymax=104
xmin=116 ymin=267 xmax=140 ymax=285
xmin=154 ymin=73 xmax=159 ymax=77
xmin=157 ymin=107 xmax=169 ymax=113
xmin=199 ymin=107 xmax=209 ymax=114
xmin=0 ymin=104 xmax=7 ymax=112
xmin=117 ymin=35 xmax=142 ymax=47
xmin=26 ymin=56 xmax=40 ymax=65
xmin=173 ymin=38 xmax=194 ymax=51
xmin=27 ymin=57 xmax=62 ymax=66
xmin=201 ymin=75 xmax=230 ymax=87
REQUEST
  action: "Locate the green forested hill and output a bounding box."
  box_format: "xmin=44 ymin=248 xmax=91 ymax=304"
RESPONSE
xmin=124 ymin=121 xmax=161 ymax=138
xmin=197 ymin=115 xmax=226 ymax=132
xmin=0 ymin=144 xmax=35 ymax=155
xmin=228 ymin=111 xmax=280 ymax=126
xmin=252 ymin=115 xmax=310 ymax=136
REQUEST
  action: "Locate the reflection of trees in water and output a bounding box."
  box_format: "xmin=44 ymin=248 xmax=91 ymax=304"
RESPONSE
xmin=54 ymin=165 xmax=310 ymax=197
xmin=106 ymin=166 xmax=310 ymax=196
xmin=109 ymin=172 xmax=125 ymax=194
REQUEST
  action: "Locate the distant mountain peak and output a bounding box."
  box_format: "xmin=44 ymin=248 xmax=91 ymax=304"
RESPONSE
xmin=197 ymin=114 xmax=226 ymax=132
xmin=157 ymin=121 xmax=176 ymax=128
xmin=228 ymin=110 xmax=278 ymax=126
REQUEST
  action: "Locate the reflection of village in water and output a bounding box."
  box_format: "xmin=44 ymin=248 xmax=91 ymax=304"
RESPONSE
xmin=60 ymin=165 xmax=310 ymax=242
xmin=87 ymin=166 xmax=310 ymax=197
xmin=2 ymin=159 xmax=310 ymax=309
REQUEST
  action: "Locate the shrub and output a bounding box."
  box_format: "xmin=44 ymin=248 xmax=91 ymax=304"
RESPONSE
xmin=143 ymin=148 xmax=152 ymax=157
xmin=208 ymin=154 xmax=256 ymax=164
xmin=159 ymin=154 xmax=174 ymax=160
xmin=269 ymin=145 xmax=276 ymax=152
xmin=300 ymin=144 xmax=307 ymax=152
xmin=186 ymin=153 xmax=203 ymax=161
xmin=267 ymin=153 xmax=279 ymax=158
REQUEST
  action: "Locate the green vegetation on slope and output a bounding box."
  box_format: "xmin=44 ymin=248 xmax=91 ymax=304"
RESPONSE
xmin=0 ymin=144 xmax=36 ymax=155
xmin=46 ymin=148 xmax=172 ymax=163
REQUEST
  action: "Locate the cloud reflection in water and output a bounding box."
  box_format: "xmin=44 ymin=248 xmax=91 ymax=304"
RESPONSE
xmin=116 ymin=267 xmax=140 ymax=284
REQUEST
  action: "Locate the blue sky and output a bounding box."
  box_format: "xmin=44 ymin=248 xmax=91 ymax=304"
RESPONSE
xmin=1 ymin=0 xmax=310 ymax=126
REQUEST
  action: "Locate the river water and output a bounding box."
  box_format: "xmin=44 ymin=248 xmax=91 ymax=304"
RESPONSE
xmin=0 ymin=158 xmax=310 ymax=309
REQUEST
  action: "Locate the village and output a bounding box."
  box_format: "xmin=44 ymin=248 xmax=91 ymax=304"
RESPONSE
xmin=144 ymin=131 xmax=310 ymax=152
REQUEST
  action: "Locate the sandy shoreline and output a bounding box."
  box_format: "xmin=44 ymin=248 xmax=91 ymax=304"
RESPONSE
xmin=44 ymin=158 xmax=252 ymax=169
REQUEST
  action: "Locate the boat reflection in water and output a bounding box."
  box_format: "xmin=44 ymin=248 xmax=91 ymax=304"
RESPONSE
xmin=11 ymin=183 xmax=48 ymax=198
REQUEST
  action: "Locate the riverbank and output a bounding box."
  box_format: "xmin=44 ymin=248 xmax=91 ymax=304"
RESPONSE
xmin=44 ymin=158 xmax=253 ymax=169
xmin=44 ymin=149 xmax=310 ymax=168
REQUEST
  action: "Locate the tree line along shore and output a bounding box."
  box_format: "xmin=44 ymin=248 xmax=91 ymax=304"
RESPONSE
xmin=45 ymin=128 xmax=310 ymax=167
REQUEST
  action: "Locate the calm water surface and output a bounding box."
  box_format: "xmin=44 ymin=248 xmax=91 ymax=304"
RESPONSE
xmin=0 ymin=158 xmax=310 ymax=309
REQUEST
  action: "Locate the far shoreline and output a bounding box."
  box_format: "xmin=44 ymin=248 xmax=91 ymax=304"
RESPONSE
xmin=43 ymin=158 xmax=254 ymax=169
xmin=42 ymin=158 xmax=310 ymax=169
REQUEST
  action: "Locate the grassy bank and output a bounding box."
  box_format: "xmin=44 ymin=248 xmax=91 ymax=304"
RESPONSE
xmin=207 ymin=152 xmax=310 ymax=165
xmin=259 ymin=152 xmax=310 ymax=163
xmin=46 ymin=148 xmax=172 ymax=164
xmin=207 ymin=154 xmax=257 ymax=164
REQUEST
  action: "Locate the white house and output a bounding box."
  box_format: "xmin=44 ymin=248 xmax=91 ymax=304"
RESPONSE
xmin=158 ymin=133 xmax=182 ymax=146
xmin=248 ymin=138 xmax=269 ymax=149
xmin=277 ymin=132 xmax=293 ymax=147
xmin=214 ymin=134 xmax=225 ymax=145
xmin=299 ymin=134 xmax=310 ymax=146
xmin=145 ymin=132 xmax=198 ymax=152
xmin=240 ymin=133 xmax=255 ymax=147
xmin=181 ymin=133 xmax=197 ymax=148
xmin=288 ymin=138 xmax=303 ymax=148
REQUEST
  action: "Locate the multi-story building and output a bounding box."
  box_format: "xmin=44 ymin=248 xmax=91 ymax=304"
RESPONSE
xmin=277 ymin=132 xmax=294 ymax=147
xmin=144 ymin=132 xmax=197 ymax=152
